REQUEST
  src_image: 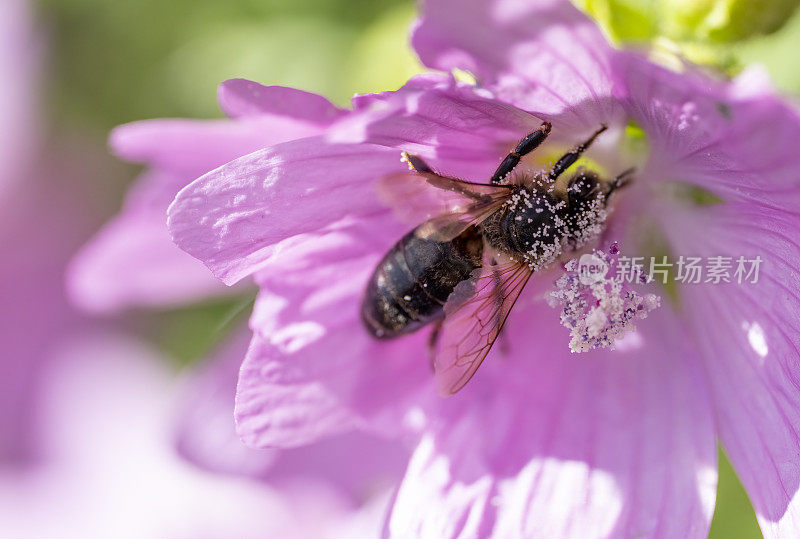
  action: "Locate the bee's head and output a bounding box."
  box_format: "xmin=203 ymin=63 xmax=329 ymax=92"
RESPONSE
xmin=566 ymin=171 xmax=602 ymax=207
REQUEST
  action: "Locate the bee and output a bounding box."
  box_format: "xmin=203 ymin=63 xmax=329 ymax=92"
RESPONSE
xmin=361 ymin=122 xmax=632 ymax=395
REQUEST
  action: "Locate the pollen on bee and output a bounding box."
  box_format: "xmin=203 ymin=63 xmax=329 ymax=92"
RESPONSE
xmin=546 ymin=247 xmax=661 ymax=353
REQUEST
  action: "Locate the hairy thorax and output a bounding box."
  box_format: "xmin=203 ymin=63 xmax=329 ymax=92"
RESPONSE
xmin=481 ymin=181 xmax=609 ymax=271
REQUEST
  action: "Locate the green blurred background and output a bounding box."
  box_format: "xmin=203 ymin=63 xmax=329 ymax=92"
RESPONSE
xmin=35 ymin=0 xmax=800 ymax=536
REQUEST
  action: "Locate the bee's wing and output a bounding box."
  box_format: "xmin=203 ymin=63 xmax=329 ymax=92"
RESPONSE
xmin=377 ymin=167 xmax=512 ymax=227
xmin=413 ymin=196 xmax=506 ymax=243
xmin=432 ymin=251 xmax=533 ymax=395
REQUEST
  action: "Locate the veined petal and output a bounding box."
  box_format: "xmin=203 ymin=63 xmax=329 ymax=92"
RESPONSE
xmin=613 ymin=52 xmax=800 ymax=200
xmin=218 ymin=79 xmax=347 ymax=122
xmin=235 ymin=331 xmax=364 ymax=449
xmin=388 ymin=305 xmax=717 ymax=538
xmin=174 ymin=322 xmax=409 ymax=502
xmin=659 ymin=203 xmax=800 ymax=538
xmin=73 ymin=102 xmax=337 ymax=311
xmin=67 ymin=173 xmax=235 ymax=312
xmin=236 ymin=237 xmax=433 ymax=448
xmin=618 ymin=52 xmax=800 ymax=538
xmin=167 ymin=139 xmax=407 ymax=285
xmin=413 ymin=0 xmax=623 ymax=129
xmin=174 ymin=329 xmax=278 ymax=477
xmin=333 ymin=73 xmax=545 ymax=179
xmin=110 ymin=116 xmax=328 ymax=178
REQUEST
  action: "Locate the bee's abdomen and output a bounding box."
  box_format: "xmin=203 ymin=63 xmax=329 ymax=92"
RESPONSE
xmin=361 ymin=226 xmax=483 ymax=338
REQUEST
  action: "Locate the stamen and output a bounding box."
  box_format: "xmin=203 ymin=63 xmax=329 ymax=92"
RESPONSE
xmin=546 ymin=246 xmax=661 ymax=353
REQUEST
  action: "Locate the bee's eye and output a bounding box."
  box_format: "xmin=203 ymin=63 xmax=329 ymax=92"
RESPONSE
xmin=567 ymin=173 xmax=599 ymax=205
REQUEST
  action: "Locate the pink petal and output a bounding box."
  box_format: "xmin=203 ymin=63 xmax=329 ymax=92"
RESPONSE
xmin=168 ymin=77 xmax=554 ymax=289
xmin=236 ymin=238 xmax=434 ymax=447
xmin=619 ymin=53 xmax=800 ymax=537
xmin=412 ymin=0 xmax=622 ymax=129
xmin=218 ymin=79 xmax=346 ymax=122
xmin=167 ymin=139 xmax=408 ymax=285
xmin=174 ymin=329 xmax=278 ymax=477
xmin=73 ymin=106 xmax=337 ymax=311
xmin=260 ymin=430 xmax=409 ymax=502
xmin=236 ymin=332 xmax=364 ymax=448
xmin=612 ymin=52 xmax=800 ymax=201
xmin=334 ymin=73 xmax=545 ymax=179
xmin=611 ymin=52 xmax=746 ymax=181
xmin=110 ymin=116 xmax=328 ymax=178
xmin=67 ymin=173 xmax=236 ymax=312
xmin=659 ymin=204 xmax=800 ymax=537
xmin=657 ymin=197 xmax=800 ymax=539
xmin=171 ymin=322 xmax=410 ymax=504
xmin=388 ymin=304 xmax=717 ymax=538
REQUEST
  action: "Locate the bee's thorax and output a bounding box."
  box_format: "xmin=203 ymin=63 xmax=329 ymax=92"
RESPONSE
xmin=482 ymin=185 xmax=609 ymax=272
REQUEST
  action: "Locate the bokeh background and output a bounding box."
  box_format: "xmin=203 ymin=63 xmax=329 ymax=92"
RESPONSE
xmin=5 ymin=0 xmax=800 ymax=535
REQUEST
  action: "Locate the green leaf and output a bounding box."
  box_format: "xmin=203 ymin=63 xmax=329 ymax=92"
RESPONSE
xmin=709 ymin=447 xmax=762 ymax=539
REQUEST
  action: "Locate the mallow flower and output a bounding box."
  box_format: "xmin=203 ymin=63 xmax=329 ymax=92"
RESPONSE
xmin=162 ymin=0 xmax=800 ymax=536
xmin=67 ymin=79 xmax=348 ymax=474
xmin=68 ymin=81 xmax=408 ymax=501
xmin=0 ymin=0 xmax=38 ymax=205
xmin=0 ymin=0 xmax=98 ymax=465
xmin=68 ymin=80 xmax=346 ymax=311
xmin=0 ymin=333 xmax=398 ymax=538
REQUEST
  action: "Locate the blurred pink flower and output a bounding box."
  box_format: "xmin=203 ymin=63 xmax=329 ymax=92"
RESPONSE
xmin=0 ymin=0 xmax=101 ymax=465
xmin=162 ymin=0 xmax=800 ymax=537
xmin=68 ymin=80 xmax=345 ymax=312
xmin=0 ymin=0 xmax=39 ymax=204
xmin=0 ymin=334 xmax=396 ymax=538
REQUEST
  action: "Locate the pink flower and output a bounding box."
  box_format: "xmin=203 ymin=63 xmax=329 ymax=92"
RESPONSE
xmin=0 ymin=0 xmax=39 ymax=204
xmin=68 ymin=78 xmax=407 ymax=531
xmin=163 ymin=0 xmax=800 ymax=536
xmin=0 ymin=333 xmax=399 ymax=538
xmin=68 ymin=80 xmax=345 ymax=312
xmin=0 ymin=0 xmax=96 ymax=465
xmin=68 ymin=79 xmax=348 ymax=474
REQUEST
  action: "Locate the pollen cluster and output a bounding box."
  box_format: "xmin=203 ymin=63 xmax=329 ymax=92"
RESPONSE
xmin=546 ymin=248 xmax=661 ymax=353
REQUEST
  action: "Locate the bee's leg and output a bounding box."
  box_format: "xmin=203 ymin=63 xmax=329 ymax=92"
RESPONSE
xmin=427 ymin=319 xmax=444 ymax=371
xmin=401 ymin=151 xmax=501 ymax=201
xmin=491 ymin=121 xmax=552 ymax=184
xmin=548 ymin=124 xmax=608 ymax=181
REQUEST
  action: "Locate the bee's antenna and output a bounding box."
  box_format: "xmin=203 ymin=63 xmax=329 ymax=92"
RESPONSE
xmin=549 ymin=124 xmax=608 ymax=182
xmin=401 ymin=151 xmax=435 ymax=174
xmin=607 ymin=167 xmax=635 ymax=198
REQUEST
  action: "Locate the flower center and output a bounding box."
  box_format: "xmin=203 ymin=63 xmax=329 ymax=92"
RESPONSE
xmin=546 ymin=245 xmax=662 ymax=353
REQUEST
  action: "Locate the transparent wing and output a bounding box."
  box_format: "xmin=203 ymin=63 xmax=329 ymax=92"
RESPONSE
xmin=413 ymin=196 xmax=506 ymax=242
xmin=376 ymin=171 xmax=468 ymax=225
xmin=433 ymin=251 xmax=533 ymax=395
xmin=377 ymin=153 xmax=512 ymax=226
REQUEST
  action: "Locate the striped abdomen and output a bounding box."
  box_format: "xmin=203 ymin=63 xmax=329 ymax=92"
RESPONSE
xmin=361 ymin=225 xmax=483 ymax=338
